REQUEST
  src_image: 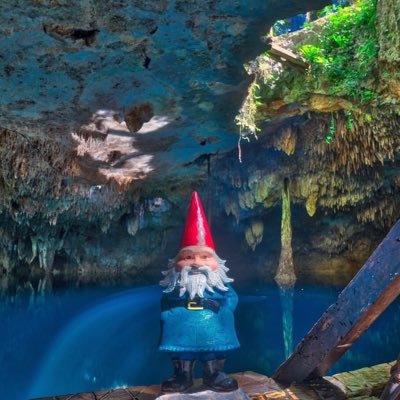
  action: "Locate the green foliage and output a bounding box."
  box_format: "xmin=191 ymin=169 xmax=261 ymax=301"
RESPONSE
xmin=299 ymin=0 xmax=379 ymax=103
xmin=235 ymin=0 xmax=379 ymax=136
xmin=317 ymin=1 xmax=352 ymax=18
xmin=347 ymin=110 xmax=354 ymax=130
xmin=299 ymin=45 xmax=328 ymax=64
xmin=319 ymin=4 xmax=340 ymax=17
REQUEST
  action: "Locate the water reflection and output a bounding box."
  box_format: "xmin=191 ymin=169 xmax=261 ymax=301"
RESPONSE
xmin=279 ymin=286 xmax=294 ymax=359
xmin=1 ymin=283 xmax=400 ymax=400
xmin=0 ymin=271 xmax=54 ymax=311
xmin=0 ymin=268 xmax=138 ymax=309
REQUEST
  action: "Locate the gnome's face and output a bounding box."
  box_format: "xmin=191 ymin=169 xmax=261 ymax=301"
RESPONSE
xmin=175 ymin=246 xmax=218 ymax=272
xmin=160 ymin=247 xmax=234 ymax=299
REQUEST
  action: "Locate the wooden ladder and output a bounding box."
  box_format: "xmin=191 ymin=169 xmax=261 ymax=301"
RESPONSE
xmin=274 ymin=219 xmax=400 ymax=383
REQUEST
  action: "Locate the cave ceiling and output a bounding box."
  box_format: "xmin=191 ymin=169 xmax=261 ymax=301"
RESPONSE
xmin=0 ymin=0 xmax=331 ymax=186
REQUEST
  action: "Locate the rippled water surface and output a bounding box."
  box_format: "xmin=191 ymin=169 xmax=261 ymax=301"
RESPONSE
xmin=1 ymin=284 xmax=399 ymax=400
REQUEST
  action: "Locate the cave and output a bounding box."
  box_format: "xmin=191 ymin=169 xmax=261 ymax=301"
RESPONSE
xmin=1 ymin=0 xmax=399 ymax=399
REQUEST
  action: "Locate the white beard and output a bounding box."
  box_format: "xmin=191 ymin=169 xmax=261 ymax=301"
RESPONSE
xmin=179 ymin=267 xmax=208 ymax=298
xmin=160 ymin=259 xmax=234 ymax=300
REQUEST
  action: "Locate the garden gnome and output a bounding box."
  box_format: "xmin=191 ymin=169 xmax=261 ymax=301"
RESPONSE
xmin=159 ymin=192 xmax=240 ymax=393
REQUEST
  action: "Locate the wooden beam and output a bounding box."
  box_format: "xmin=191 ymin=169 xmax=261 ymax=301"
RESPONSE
xmin=268 ymin=43 xmax=308 ymax=69
xmin=273 ymin=219 xmax=400 ymax=383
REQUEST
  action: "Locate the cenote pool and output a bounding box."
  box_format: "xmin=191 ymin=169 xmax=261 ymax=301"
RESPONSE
xmin=1 ymin=284 xmax=400 ymax=400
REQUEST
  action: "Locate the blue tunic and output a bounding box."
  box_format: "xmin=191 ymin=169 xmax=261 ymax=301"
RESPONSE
xmin=159 ymin=285 xmax=240 ymax=352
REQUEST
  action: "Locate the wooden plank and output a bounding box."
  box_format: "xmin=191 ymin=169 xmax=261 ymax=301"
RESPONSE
xmin=268 ymin=43 xmax=308 ymax=69
xmin=285 ymin=385 xmax=319 ymax=400
xmin=95 ymin=391 xmax=113 ymax=399
xmin=273 ymin=220 xmax=400 ymax=383
xmin=346 ymin=397 xmax=378 ymax=400
xmin=63 ymin=394 xmax=96 ymax=400
xmin=101 ymin=388 xmax=137 ymax=399
xmin=333 ymin=362 xmax=394 ymax=398
xmin=333 ymin=371 xmax=371 ymax=396
xmin=306 ymin=378 xmax=347 ymax=400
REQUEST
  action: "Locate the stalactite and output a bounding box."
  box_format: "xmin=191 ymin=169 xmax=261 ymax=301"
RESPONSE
xmin=222 ymin=107 xmax=399 ymax=238
xmin=275 ymin=178 xmax=296 ymax=359
xmin=238 ymin=190 xmax=256 ymax=209
xmin=273 ymin=125 xmax=297 ymax=155
xmin=0 ymin=227 xmax=16 ymax=272
xmin=275 ymin=178 xmax=296 ymax=287
xmin=30 ymin=236 xmax=38 ymax=263
xmin=0 ymin=253 xmax=15 ymax=273
xmin=306 ymin=193 xmax=318 ymax=217
xmin=235 ymin=173 xmax=280 ymax=212
xmin=308 ymin=110 xmax=400 ymax=177
xmin=37 ymin=234 xmax=63 ymax=272
xmin=126 ymin=215 xmax=140 ymax=236
xmin=245 ymin=221 xmax=264 ymax=251
xmin=224 ymin=200 xmax=240 ymax=224
xmin=357 ymin=196 xmax=400 ymax=227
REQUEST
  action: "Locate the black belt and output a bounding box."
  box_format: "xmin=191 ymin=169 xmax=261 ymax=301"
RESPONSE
xmin=162 ymin=297 xmax=222 ymax=313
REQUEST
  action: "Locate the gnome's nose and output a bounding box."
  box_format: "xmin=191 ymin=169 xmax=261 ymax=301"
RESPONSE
xmin=191 ymin=256 xmax=203 ymax=267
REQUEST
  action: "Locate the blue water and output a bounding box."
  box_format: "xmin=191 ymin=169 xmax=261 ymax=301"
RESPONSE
xmin=1 ymin=284 xmax=400 ymax=400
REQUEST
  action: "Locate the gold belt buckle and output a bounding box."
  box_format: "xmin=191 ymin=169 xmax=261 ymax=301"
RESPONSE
xmin=187 ymin=301 xmax=204 ymax=310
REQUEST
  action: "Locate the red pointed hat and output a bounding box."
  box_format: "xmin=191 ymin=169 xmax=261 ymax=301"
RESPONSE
xmin=180 ymin=192 xmax=215 ymax=251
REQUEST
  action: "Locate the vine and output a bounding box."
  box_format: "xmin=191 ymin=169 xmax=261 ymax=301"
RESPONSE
xmin=325 ymin=112 xmax=336 ymax=144
xmin=235 ymin=80 xmax=260 ymax=141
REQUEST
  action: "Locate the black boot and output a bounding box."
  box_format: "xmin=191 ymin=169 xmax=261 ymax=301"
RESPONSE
xmin=161 ymin=359 xmax=195 ymax=393
xmin=380 ymin=380 xmax=400 ymax=400
xmin=381 ymin=359 xmax=400 ymax=400
xmin=202 ymin=359 xmax=238 ymax=392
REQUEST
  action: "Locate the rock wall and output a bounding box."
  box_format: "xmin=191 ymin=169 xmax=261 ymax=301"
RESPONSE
xmin=377 ymin=0 xmax=400 ymax=99
xmin=377 ymin=0 xmax=400 ymax=66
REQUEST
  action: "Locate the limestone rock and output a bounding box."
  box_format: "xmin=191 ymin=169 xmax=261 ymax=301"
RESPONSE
xmin=377 ymin=0 xmax=400 ymax=66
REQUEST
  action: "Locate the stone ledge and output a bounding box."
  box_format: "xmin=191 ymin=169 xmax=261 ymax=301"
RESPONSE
xmin=155 ymin=387 xmax=249 ymax=399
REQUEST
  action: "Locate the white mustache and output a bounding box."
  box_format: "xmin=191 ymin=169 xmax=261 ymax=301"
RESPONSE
xmin=185 ymin=265 xmax=211 ymax=275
